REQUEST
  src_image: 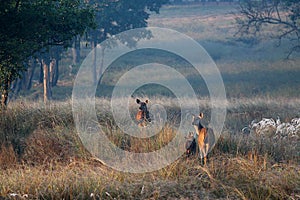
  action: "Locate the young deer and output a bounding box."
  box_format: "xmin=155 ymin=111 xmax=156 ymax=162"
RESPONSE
xmin=185 ymin=132 xmax=197 ymax=157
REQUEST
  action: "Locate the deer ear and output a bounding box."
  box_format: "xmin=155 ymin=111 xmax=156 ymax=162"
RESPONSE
xmin=145 ymin=100 xmax=149 ymax=104
xmin=136 ymin=99 xmax=141 ymax=104
xmin=199 ymin=112 xmax=204 ymax=118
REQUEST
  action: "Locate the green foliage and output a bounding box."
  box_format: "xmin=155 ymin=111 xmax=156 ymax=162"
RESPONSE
xmin=0 ymin=0 xmax=95 ymax=107
xmin=88 ymin=0 xmax=169 ymax=45
xmin=0 ymin=0 xmax=168 ymax=107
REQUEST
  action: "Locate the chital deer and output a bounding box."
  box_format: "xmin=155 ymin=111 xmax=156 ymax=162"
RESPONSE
xmin=136 ymin=99 xmax=151 ymax=127
xmin=192 ymin=112 xmax=215 ymax=165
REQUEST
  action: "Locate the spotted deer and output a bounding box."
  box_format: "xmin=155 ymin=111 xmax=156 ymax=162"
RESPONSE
xmin=136 ymin=99 xmax=151 ymax=127
xmin=192 ymin=112 xmax=215 ymax=165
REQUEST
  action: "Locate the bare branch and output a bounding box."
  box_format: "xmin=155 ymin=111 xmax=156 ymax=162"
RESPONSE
xmin=236 ymin=0 xmax=300 ymax=57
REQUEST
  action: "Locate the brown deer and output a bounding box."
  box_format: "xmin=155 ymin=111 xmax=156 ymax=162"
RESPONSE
xmin=192 ymin=112 xmax=215 ymax=165
xmin=136 ymin=99 xmax=151 ymax=127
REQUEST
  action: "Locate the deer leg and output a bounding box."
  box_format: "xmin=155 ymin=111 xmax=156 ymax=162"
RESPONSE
xmin=203 ymin=156 xmax=207 ymax=165
xmin=198 ymin=143 xmax=205 ymax=165
xmin=203 ymin=143 xmax=210 ymax=165
xmin=206 ymin=143 xmax=210 ymax=163
xmin=197 ymin=144 xmax=201 ymax=159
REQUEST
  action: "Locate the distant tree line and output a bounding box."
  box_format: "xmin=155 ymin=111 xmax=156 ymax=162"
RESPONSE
xmin=0 ymin=0 xmax=168 ymax=108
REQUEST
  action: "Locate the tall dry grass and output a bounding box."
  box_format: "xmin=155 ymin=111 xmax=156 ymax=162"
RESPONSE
xmin=0 ymin=97 xmax=299 ymax=199
xmin=0 ymin=153 xmax=298 ymax=199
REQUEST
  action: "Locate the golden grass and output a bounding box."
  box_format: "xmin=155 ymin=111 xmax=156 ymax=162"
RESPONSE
xmin=0 ymin=98 xmax=299 ymax=199
xmin=0 ymin=152 xmax=298 ymax=199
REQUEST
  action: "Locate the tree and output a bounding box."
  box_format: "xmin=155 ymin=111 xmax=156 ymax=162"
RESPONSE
xmin=86 ymin=0 xmax=169 ymax=84
xmin=0 ymin=0 xmax=95 ymax=108
xmin=236 ymin=0 xmax=300 ymax=57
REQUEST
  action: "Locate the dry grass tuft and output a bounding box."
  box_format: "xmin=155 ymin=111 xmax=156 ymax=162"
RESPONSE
xmin=0 ymin=143 xmax=18 ymax=169
xmin=207 ymin=155 xmax=300 ymax=200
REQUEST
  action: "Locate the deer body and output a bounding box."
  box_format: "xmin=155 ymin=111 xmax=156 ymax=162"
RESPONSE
xmin=192 ymin=113 xmax=215 ymax=165
xmin=136 ymin=99 xmax=151 ymax=127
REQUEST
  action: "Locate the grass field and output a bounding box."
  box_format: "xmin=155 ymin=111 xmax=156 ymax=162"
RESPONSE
xmin=0 ymin=98 xmax=299 ymax=199
xmin=1 ymin=4 xmax=300 ymax=200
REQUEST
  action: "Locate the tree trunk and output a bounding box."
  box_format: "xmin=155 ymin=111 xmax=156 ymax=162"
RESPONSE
xmin=91 ymin=39 xmax=97 ymax=86
xmin=43 ymin=61 xmax=48 ymax=103
xmin=26 ymin=58 xmax=37 ymax=90
xmin=72 ymin=35 xmax=81 ymax=65
xmin=39 ymin=60 xmax=43 ymax=84
xmin=52 ymin=50 xmax=60 ymax=87
xmin=20 ymin=70 xmax=27 ymax=91
xmin=1 ymin=90 xmax=9 ymax=109
xmin=98 ymin=45 xmax=105 ymax=84
xmin=15 ymin=75 xmax=23 ymax=94
xmin=11 ymin=57 xmax=35 ymax=96
xmin=42 ymin=58 xmax=51 ymax=103
xmin=53 ymin=57 xmax=59 ymax=86
xmin=49 ymin=59 xmax=55 ymax=85
xmin=1 ymin=78 xmax=10 ymax=109
xmin=9 ymin=80 xmax=17 ymax=100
